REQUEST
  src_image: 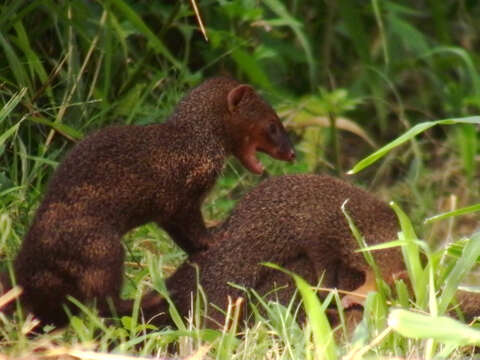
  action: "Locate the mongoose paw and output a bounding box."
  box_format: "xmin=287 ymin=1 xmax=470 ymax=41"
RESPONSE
xmin=341 ymin=293 xmax=365 ymax=308
xmin=341 ymin=269 xmax=376 ymax=308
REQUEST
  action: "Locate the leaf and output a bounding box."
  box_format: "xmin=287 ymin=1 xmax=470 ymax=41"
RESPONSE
xmin=348 ymin=116 xmax=480 ymax=174
xmin=425 ymin=203 xmax=480 ymax=224
xmin=286 ymin=116 xmax=376 ymax=148
xmin=438 ymin=232 xmax=480 ymax=314
xmin=389 ymin=308 xmax=480 ymax=346
xmin=390 ymin=201 xmax=426 ymax=306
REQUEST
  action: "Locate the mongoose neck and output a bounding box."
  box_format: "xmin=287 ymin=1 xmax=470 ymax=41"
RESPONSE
xmin=167 ymin=77 xmax=240 ymax=155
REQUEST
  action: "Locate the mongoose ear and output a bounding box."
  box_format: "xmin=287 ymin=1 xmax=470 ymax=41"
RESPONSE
xmin=227 ymin=84 xmax=254 ymax=112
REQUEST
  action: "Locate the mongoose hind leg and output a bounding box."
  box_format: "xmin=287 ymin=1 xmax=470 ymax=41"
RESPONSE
xmin=15 ymin=226 xmax=127 ymax=325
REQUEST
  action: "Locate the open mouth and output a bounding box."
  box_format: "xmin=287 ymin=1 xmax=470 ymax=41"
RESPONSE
xmin=239 ymin=144 xmax=296 ymax=175
xmin=240 ymin=144 xmax=264 ymax=174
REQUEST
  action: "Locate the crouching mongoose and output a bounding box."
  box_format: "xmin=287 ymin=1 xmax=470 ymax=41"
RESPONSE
xmin=141 ymin=174 xmax=405 ymax=328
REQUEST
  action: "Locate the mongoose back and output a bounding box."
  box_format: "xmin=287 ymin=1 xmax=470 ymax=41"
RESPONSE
xmin=143 ymin=174 xmax=404 ymax=327
xmin=12 ymin=77 xmax=295 ymax=326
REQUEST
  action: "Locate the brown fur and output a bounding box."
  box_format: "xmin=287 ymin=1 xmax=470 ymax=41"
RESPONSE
xmin=454 ymin=290 xmax=480 ymax=322
xmin=142 ymin=174 xmax=404 ymax=328
xmin=12 ymin=77 xmax=294 ymax=326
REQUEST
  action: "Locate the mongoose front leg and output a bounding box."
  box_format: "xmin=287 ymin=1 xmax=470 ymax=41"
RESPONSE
xmin=341 ymin=269 xmax=377 ymax=308
xmin=161 ymin=207 xmax=210 ymax=254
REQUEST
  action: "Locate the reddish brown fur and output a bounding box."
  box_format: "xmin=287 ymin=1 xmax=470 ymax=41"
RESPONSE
xmin=12 ymin=77 xmax=294 ymax=326
xmin=142 ymin=174 xmax=404 ymax=328
xmin=452 ymin=290 xmax=480 ymax=322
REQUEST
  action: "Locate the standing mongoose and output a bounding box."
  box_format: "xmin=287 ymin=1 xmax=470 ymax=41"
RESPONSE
xmin=141 ymin=174 xmax=405 ymax=328
xmin=11 ymin=77 xmax=295 ymax=326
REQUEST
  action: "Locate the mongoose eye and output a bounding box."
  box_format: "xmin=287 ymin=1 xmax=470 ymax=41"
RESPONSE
xmin=268 ymin=123 xmax=278 ymax=135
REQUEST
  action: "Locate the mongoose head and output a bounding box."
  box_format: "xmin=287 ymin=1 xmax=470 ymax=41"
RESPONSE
xmin=226 ymin=84 xmax=295 ymax=174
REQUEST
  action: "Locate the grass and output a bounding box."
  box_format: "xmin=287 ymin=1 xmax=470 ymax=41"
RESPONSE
xmin=1 ymin=0 xmax=480 ymax=359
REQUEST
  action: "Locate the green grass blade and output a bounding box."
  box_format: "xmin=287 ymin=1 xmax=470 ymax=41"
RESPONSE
xmin=105 ymin=0 xmax=181 ymax=69
xmin=371 ymin=0 xmax=389 ymax=65
xmin=348 ymin=116 xmax=480 ymax=174
xmin=387 ymin=6 xmax=430 ymax=56
xmin=445 ymin=239 xmax=480 ymax=267
xmin=364 ymin=291 xmax=388 ymax=332
xmin=66 ymin=296 xmax=109 ymax=332
xmin=29 ymin=116 xmax=83 ymax=141
xmin=390 ymin=201 xmax=426 ymax=306
xmin=263 ymin=262 xmax=337 ymax=360
xmin=146 ymin=253 xmax=186 ymax=332
xmin=262 ymin=0 xmax=316 ymax=88
xmin=231 ymin=48 xmax=272 ymax=91
xmin=0 ymin=33 xmax=31 ymax=91
xmin=13 ymin=20 xmax=51 ymax=99
xmin=395 ymin=279 xmax=410 ymax=308
xmin=0 ymin=0 xmax=26 ymax=29
xmin=455 ymin=124 xmax=477 ymax=181
xmin=421 ymin=46 xmax=480 ymax=95
xmin=427 ymin=0 xmax=450 ymax=43
xmin=425 ymin=203 xmax=480 ymax=224
xmin=354 ymin=239 xmax=408 ymax=252
xmin=341 ymin=200 xmax=381 ymax=277
xmin=338 ymin=0 xmax=371 ymax=65
xmin=0 ymin=88 xmax=27 ymax=123
xmin=216 ymin=298 xmax=242 ymax=360
xmin=388 ymin=308 xmax=480 ymax=346
xmin=102 ymin=8 xmax=113 ymax=102
xmin=0 ymin=88 xmax=27 ymax=154
xmin=427 ymin=260 xmax=438 ymax=318
xmin=438 ymin=232 xmax=480 ymax=314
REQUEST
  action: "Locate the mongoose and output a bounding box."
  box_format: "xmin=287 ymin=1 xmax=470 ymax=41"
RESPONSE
xmin=11 ymin=77 xmax=295 ymax=326
xmin=142 ymin=174 xmax=405 ymax=328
